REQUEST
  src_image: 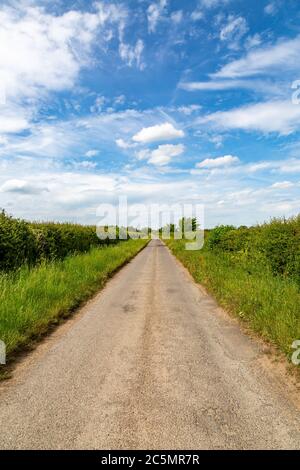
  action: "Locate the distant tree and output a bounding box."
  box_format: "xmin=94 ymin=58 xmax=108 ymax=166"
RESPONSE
xmin=179 ymin=217 xmax=195 ymax=234
xmin=192 ymin=217 xmax=199 ymax=232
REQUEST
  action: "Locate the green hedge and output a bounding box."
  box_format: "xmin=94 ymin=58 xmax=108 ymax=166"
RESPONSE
xmin=206 ymin=215 xmax=300 ymax=284
xmin=0 ymin=211 xmax=117 ymax=271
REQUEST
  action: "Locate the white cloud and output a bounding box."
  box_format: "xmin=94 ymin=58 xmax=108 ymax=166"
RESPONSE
xmin=116 ymin=138 xmax=137 ymax=149
xmin=196 ymin=155 xmax=240 ymax=169
xmin=213 ymin=36 xmax=300 ymax=78
xmin=0 ymin=3 xmax=126 ymax=104
xmin=119 ymin=39 xmax=144 ymax=70
xmin=264 ymin=2 xmax=279 ymax=15
xmin=147 ymin=0 xmax=167 ymax=33
xmin=0 ymin=2 xmax=132 ymax=139
xmin=179 ymin=78 xmax=284 ymax=97
xmin=90 ymin=96 xmax=107 ymax=113
xmin=72 ymin=160 xmax=97 ymax=170
xmin=198 ymin=100 xmax=300 ymax=135
xmin=209 ymin=135 xmax=223 ymax=148
xmin=219 ymin=15 xmax=248 ymax=49
xmin=245 ymin=33 xmax=262 ymax=49
xmin=0 ymin=179 xmax=47 ymax=194
xmin=180 ymin=79 xmax=253 ymax=91
xmin=0 ymin=152 xmax=299 ymax=227
xmin=177 ymin=105 xmax=202 ymax=115
xmin=148 ymin=144 xmax=185 ymax=166
xmin=0 ymin=113 xmax=29 ymax=134
xmin=114 ymin=94 xmax=126 ymax=105
xmin=271 ymin=181 xmax=294 ymax=189
xmin=191 ymin=0 xmax=232 ymax=21
xmin=132 ymin=122 xmax=184 ymax=143
xmin=191 ymin=10 xmax=203 ymax=21
xmin=116 ymin=138 xmax=130 ymax=149
xmin=200 ymin=0 xmax=232 ymax=8
xmin=277 ymin=159 xmax=300 ymax=173
xmin=171 ymin=10 xmax=183 ymax=24
xmin=85 ymin=150 xmax=99 ymax=157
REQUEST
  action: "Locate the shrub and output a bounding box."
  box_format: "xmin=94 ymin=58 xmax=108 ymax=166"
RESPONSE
xmin=0 ymin=211 xmax=119 ymax=271
xmin=204 ymin=215 xmax=300 ymax=285
xmin=0 ymin=211 xmax=37 ymax=270
xmin=206 ymin=225 xmax=236 ymax=250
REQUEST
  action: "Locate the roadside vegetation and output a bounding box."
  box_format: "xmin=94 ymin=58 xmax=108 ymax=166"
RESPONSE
xmin=166 ymin=215 xmax=300 ymax=359
xmin=0 ymin=211 xmax=148 ymax=367
xmin=0 ymin=210 xmax=121 ymax=271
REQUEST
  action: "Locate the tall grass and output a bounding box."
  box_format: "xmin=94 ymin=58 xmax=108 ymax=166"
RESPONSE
xmin=0 ymin=238 xmax=148 ymax=360
xmin=166 ymin=238 xmax=300 ymax=358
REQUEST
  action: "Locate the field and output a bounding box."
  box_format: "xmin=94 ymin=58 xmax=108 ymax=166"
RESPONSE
xmin=0 ymin=226 xmax=147 ymax=366
xmin=166 ymin=216 xmax=300 ymax=359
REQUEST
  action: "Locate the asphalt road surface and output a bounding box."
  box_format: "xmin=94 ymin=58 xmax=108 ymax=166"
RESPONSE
xmin=0 ymin=239 xmax=299 ymax=449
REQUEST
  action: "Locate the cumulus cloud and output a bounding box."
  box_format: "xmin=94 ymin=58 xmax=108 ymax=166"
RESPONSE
xmin=148 ymin=144 xmax=185 ymax=166
xmin=0 ymin=3 xmax=126 ymax=104
xmin=196 ymin=155 xmax=240 ymax=169
xmin=132 ymin=122 xmax=184 ymax=143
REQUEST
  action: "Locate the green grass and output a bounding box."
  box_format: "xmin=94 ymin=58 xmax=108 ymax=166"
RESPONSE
xmin=166 ymin=238 xmax=300 ymax=359
xmin=0 ymin=238 xmax=148 ymax=362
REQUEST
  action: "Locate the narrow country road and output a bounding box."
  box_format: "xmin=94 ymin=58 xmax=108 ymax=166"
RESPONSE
xmin=0 ymin=239 xmax=299 ymax=449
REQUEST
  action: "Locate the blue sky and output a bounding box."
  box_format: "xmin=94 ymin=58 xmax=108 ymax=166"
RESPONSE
xmin=0 ymin=0 xmax=300 ymax=227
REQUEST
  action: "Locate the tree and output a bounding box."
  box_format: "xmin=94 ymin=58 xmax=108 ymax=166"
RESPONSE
xmin=192 ymin=217 xmax=198 ymax=232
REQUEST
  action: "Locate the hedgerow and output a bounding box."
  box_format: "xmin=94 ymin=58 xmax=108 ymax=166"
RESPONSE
xmin=0 ymin=211 xmax=117 ymax=271
xmin=206 ymin=215 xmax=300 ymax=284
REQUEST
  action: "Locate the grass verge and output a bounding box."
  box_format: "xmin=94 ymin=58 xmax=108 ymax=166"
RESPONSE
xmin=165 ymin=238 xmax=300 ymax=360
xmin=0 ymin=238 xmax=148 ymax=371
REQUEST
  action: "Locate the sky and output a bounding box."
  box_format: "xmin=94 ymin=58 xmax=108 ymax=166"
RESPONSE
xmin=0 ymin=0 xmax=300 ymax=227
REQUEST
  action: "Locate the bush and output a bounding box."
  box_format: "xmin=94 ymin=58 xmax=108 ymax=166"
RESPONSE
xmin=0 ymin=211 xmax=118 ymax=271
xmin=204 ymin=215 xmax=300 ymax=285
xmin=206 ymin=225 xmax=236 ymax=250
xmin=0 ymin=211 xmax=37 ymax=270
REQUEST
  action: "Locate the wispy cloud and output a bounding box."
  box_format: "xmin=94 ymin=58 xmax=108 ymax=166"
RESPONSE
xmin=197 ymin=100 xmax=300 ymax=135
xmin=213 ymin=36 xmax=300 ymax=78
xmin=119 ymin=39 xmax=145 ymax=70
xmin=219 ymin=15 xmax=248 ymax=49
xmin=147 ymin=0 xmax=167 ymax=33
